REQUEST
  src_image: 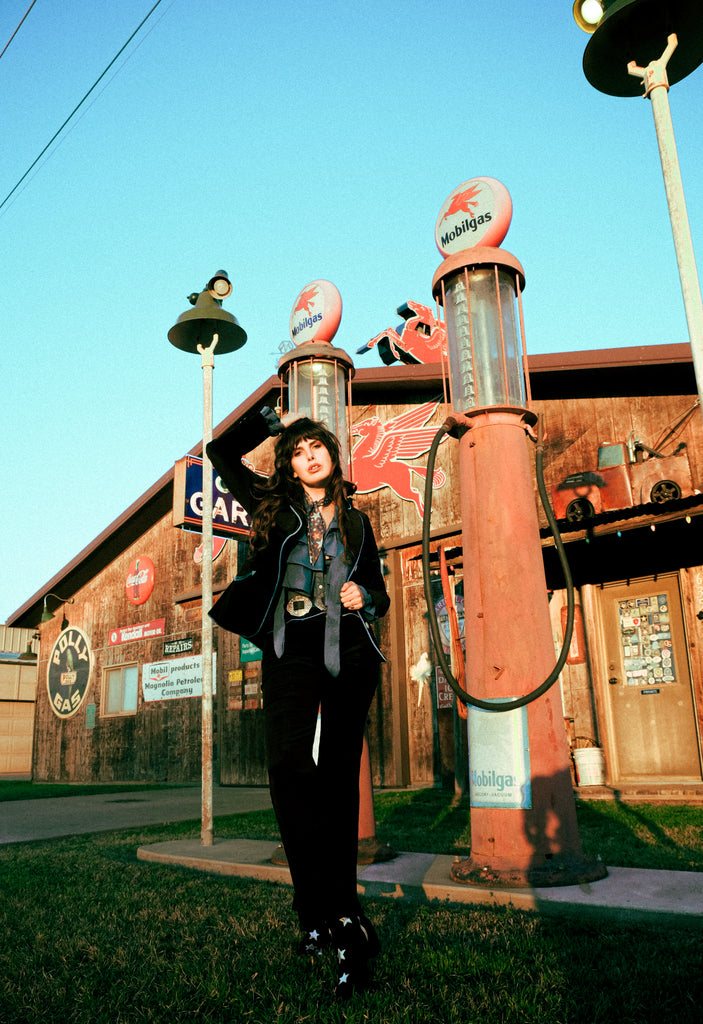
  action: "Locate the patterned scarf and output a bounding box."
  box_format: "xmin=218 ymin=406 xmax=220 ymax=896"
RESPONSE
xmin=306 ymin=496 xmax=328 ymax=566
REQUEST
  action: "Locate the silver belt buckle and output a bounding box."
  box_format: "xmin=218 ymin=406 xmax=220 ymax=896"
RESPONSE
xmin=286 ymin=592 xmax=313 ymax=617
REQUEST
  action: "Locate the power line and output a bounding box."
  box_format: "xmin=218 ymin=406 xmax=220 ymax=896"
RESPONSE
xmin=0 ymin=0 xmax=165 ymax=214
xmin=0 ymin=0 xmax=37 ymax=62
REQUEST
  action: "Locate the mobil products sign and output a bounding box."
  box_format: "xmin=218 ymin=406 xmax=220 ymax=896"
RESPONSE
xmin=173 ymin=455 xmax=251 ymax=538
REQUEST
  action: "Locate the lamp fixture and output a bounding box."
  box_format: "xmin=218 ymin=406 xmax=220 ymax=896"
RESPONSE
xmin=573 ymin=0 xmax=604 ymax=33
xmin=40 ymin=593 xmax=75 ymax=626
xmin=167 ymin=270 xmax=246 ymax=355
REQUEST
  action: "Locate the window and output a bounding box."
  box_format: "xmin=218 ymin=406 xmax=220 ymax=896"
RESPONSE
xmin=103 ymin=664 xmax=139 ymax=716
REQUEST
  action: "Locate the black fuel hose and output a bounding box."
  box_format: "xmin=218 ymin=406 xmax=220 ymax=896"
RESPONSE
xmin=421 ymin=415 xmax=574 ymax=712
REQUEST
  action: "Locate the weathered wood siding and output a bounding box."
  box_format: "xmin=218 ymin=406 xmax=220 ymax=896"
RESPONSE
xmin=534 ymin=393 xmax=703 ymax=519
xmin=33 ymin=515 xmax=215 ymax=782
xmin=29 ymin=379 xmax=703 ymax=788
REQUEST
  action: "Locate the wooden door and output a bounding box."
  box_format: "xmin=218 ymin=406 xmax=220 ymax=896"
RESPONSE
xmin=599 ymin=575 xmax=701 ymax=781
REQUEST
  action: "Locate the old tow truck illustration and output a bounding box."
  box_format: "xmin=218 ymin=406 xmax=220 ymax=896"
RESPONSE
xmin=552 ymin=426 xmax=699 ymax=522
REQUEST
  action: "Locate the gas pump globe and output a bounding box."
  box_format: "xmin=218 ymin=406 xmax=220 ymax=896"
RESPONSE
xmin=278 ymin=343 xmax=354 ymax=468
xmin=433 ymin=248 xmax=528 ymax=412
xmin=279 ymin=279 xmax=354 ymax=469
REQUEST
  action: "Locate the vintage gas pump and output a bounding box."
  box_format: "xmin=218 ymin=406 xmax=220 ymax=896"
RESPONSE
xmin=275 ymin=279 xmax=393 ymax=864
xmin=426 ymin=179 xmax=605 ymax=886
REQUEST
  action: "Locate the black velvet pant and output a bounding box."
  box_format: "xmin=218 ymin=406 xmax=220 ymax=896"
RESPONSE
xmin=261 ymin=613 xmax=381 ymax=928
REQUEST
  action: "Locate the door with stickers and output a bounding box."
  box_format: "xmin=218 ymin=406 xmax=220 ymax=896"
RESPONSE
xmin=601 ymin=574 xmax=701 ymax=781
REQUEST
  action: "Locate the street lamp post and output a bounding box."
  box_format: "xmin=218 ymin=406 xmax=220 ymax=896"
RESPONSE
xmin=574 ymin=0 xmax=703 ymax=416
xmin=168 ymin=272 xmax=246 ymax=846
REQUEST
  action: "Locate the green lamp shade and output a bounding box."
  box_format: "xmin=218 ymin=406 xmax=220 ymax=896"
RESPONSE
xmin=168 ymin=291 xmax=247 ymax=354
xmin=583 ymin=0 xmax=703 ymax=97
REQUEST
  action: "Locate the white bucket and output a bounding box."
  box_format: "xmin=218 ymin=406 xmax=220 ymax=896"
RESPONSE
xmin=573 ymin=747 xmax=606 ymax=786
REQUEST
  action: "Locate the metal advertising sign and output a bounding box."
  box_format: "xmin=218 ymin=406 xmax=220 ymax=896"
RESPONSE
xmin=468 ymin=702 xmax=532 ymax=809
xmin=108 ymin=619 xmax=166 ymax=646
xmin=357 ymin=300 xmax=448 ymax=366
xmin=163 ymin=637 xmax=194 ymax=656
xmin=141 ymin=653 xmax=216 ymax=703
xmin=435 ymin=176 xmax=513 ymax=257
xmin=173 ymin=455 xmax=251 ymax=538
xmin=125 ymin=557 xmax=155 ymax=606
xmin=350 ymin=399 xmax=448 ymax=517
xmin=288 ymin=279 xmax=343 ymax=346
xmin=47 ymin=627 xmax=92 ymax=719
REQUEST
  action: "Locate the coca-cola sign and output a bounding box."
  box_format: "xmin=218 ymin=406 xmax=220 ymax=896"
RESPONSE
xmin=125 ymin=556 xmax=155 ymax=606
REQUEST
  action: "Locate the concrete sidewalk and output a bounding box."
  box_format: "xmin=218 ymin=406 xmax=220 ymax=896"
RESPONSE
xmin=136 ymin=835 xmax=703 ymax=930
xmin=0 ymin=785 xmax=272 ymax=844
xmin=3 ymin=784 xmax=701 ymax=929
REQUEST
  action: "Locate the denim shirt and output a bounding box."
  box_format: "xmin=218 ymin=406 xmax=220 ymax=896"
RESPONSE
xmin=272 ymin=512 xmax=373 ymax=673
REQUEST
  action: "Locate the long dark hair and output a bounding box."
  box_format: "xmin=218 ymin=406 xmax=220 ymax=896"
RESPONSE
xmin=249 ymin=417 xmax=353 ymax=557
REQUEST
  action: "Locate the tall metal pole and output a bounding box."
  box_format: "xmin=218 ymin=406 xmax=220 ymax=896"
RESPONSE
xmin=198 ymin=332 xmax=219 ymax=847
xmin=627 ymin=34 xmax=703 ymax=417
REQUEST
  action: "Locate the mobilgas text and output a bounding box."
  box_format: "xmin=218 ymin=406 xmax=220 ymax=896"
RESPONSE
xmin=471 ymin=767 xmax=516 ymax=791
xmin=440 ymin=212 xmax=492 ymax=249
xmin=291 ymin=312 xmax=323 ymax=338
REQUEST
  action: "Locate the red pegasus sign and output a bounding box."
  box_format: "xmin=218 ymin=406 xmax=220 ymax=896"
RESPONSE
xmin=350 ymin=400 xmax=448 ymax=516
xmin=293 ymin=286 xmax=319 ymax=315
xmin=358 ymin=300 xmax=448 ymax=366
xmin=440 ymin=183 xmax=482 ymax=223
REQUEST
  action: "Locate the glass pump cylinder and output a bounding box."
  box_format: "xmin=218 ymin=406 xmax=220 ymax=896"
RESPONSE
xmin=278 ymin=343 xmax=355 ymax=469
xmin=432 ymin=247 xmax=529 ymax=412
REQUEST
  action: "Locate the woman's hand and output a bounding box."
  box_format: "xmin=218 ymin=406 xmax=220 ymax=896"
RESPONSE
xmin=340 ymin=581 xmax=365 ymax=611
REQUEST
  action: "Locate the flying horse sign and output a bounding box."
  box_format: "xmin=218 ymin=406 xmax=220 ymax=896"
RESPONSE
xmin=351 ymin=399 xmax=448 ymax=516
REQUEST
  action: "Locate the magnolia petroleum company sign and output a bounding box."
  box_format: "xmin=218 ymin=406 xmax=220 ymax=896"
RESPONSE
xmin=435 ymin=176 xmax=512 ymax=257
xmin=288 ymin=279 xmax=343 ymax=346
xmin=47 ymin=627 xmax=92 ymax=719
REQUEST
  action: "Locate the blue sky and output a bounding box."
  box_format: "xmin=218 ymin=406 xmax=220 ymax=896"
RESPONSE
xmin=1 ymin=0 xmax=702 ymax=623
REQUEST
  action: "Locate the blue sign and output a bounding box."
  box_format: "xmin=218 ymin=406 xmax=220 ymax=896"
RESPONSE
xmin=173 ymin=455 xmax=251 ymax=539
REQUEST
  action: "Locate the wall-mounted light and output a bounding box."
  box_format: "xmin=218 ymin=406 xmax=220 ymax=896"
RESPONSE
xmin=40 ymin=594 xmax=75 ymax=628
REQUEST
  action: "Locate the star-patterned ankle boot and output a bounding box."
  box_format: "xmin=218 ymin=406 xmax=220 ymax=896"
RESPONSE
xmin=332 ymin=914 xmax=380 ymax=1000
xmin=297 ymin=922 xmax=331 ymax=961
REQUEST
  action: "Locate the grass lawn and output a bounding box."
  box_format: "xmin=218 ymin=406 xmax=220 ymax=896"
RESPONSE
xmin=1 ymin=785 xmax=702 ymax=1022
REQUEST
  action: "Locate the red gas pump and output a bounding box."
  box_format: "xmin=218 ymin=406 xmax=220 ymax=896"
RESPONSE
xmin=425 ymin=180 xmax=605 ymax=886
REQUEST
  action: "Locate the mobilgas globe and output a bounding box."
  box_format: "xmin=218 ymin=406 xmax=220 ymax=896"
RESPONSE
xmin=435 ymin=176 xmax=513 ymax=257
xmin=288 ymin=279 xmax=343 ymax=346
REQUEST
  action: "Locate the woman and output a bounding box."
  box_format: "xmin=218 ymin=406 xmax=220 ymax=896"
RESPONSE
xmin=207 ymin=406 xmax=390 ymax=999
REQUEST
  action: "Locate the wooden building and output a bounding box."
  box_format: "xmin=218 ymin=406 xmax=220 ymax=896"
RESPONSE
xmin=0 ymin=625 xmax=38 ymax=777
xmin=7 ymin=341 xmax=703 ymax=796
